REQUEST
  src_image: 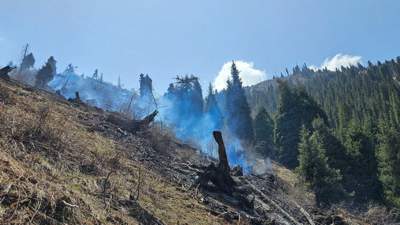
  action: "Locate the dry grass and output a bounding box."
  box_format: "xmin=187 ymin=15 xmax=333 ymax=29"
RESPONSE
xmin=0 ymin=80 xmax=227 ymax=225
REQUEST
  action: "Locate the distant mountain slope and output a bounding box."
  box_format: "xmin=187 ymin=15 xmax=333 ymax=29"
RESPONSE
xmin=246 ymin=57 xmax=400 ymax=129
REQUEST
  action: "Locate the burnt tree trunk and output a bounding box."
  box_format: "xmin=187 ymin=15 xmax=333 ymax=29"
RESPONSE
xmin=196 ymin=131 xmax=236 ymax=194
xmin=213 ymin=131 xmax=230 ymax=174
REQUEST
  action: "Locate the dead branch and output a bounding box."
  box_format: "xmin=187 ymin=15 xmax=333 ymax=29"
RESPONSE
xmin=62 ymin=200 xmax=79 ymax=208
xmin=244 ymin=180 xmax=302 ymax=225
xmin=293 ymin=201 xmax=315 ymax=225
xmin=107 ymin=110 xmax=158 ymax=133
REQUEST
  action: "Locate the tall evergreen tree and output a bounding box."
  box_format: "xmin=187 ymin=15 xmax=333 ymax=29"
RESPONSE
xmin=205 ymin=83 xmax=223 ymax=130
xmin=297 ymin=126 xmax=343 ymax=206
xmin=20 ymin=53 xmax=35 ymax=71
xmin=225 ymin=61 xmax=254 ymax=142
xmin=311 ymin=118 xmax=348 ymax=172
xmin=164 ymin=75 xmax=204 ymax=137
xmin=253 ymin=107 xmax=275 ymax=157
xmin=377 ymin=121 xmax=400 ymax=207
xmin=275 ymin=80 xmax=327 ymax=168
xmin=342 ymin=121 xmax=382 ymax=202
xmin=35 ymin=56 xmax=56 ymax=88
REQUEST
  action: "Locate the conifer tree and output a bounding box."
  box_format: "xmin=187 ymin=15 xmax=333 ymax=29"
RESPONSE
xmin=253 ymin=107 xmax=275 ymax=157
xmin=205 ymin=83 xmax=223 ymax=130
xmin=20 ymin=53 xmax=35 ymax=71
xmin=35 ymin=56 xmax=56 ymax=88
xmin=275 ymin=80 xmax=327 ymax=168
xmin=377 ymin=121 xmax=400 ymax=207
xmin=311 ymin=118 xmax=348 ymax=171
xmin=342 ymin=121 xmax=382 ymax=202
xmin=225 ymin=61 xmax=254 ymax=142
xmin=297 ymin=126 xmax=343 ymax=206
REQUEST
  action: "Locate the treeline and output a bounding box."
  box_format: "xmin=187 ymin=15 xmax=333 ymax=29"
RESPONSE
xmin=252 ymin=57 xmax=400 ymax=207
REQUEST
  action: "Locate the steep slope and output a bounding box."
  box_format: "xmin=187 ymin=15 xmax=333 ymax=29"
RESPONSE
xmin=0 ymin=79 xmax=226 ymax=225
xmin=0 ymin=78 xmax=371 ymax=224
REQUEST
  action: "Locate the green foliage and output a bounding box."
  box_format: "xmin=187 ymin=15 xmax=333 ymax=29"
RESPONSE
xmin=275 ymin=80 xmax=327 ymax=168
xmin=253 ymin=107 xmax=275 ymax=157
xmin=225 ymin=61 xmax=254 ymax=142
xmin=377 ymin=121 xmax=400 ymax=207
xmin=247 ymin=58 xmax=400 ymax=206
xmin=342 ymin=122 xmax=382 ymax=202
xmin=296 ymin=125 xmax=343 ymax=206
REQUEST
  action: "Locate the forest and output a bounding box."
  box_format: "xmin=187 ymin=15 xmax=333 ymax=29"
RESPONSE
xmin=5 ymin=47 xmax=400 ymax=213
xmin=249 ymin=58 xmax=400 ymax=208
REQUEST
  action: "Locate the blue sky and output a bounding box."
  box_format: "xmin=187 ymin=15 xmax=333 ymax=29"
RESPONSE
xmin=0 ymin=0 xmax=399 ymax=93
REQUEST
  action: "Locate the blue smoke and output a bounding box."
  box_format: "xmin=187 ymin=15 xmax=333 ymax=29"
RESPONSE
xmin=49 ymin=70 xmax=138 ymax=114
xmin=49 ymin=71 xmax=253 ymax=173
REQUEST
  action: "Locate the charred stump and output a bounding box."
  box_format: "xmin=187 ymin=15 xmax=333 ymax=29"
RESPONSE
xmin=196 ymin=131 xmax=236 ymax=195
xmin=68 ymin=91 xmax=83 ymax=104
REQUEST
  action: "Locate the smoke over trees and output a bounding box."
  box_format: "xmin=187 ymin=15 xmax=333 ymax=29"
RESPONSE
xmin=164 ymin=75 xmax=204 ymax=137
xmin=205 ymin=83 xmax=223 ymax=130
xmin=35 ymin=56 xmax=57 ymax=88
xmin=20 ymin=53 xmax=35 ymax=71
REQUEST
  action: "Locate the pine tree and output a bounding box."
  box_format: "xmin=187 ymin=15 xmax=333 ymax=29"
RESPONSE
xmin=35 ymin=56 xmax=56 ymax=88
xmin=205 ymin=83 xmax=223 ymax=130
xmin=164 ymin=75 xmax=204 ymax=137
xmin=311 ymin=118 xmax=348 ymax=172
xmin=275 ymin=80 xmax=327 ymax=168
xmin=225 ymin=61 xmax=254 ymax=142
xmin=297 ymin=126 xmax=343 ymax=206
xmin=342 ymin=121 xmax=382 ymax=202
xmin=253 ymin=107 xmax=275 ymax=157
xmin=20 ymin=53 xmax=35 ymax=71
xmin=377 ymin=121 xmax=400 ymax=207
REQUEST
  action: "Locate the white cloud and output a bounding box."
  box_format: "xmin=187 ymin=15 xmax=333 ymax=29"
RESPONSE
xmin=310 ymin=54 xmax=362 ymax=71
xmin=214 ymin=60 xmax=268 ymax=91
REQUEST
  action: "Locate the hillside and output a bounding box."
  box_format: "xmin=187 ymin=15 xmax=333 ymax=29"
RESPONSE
xmin=244 ymin=58 xmax=400 ymax=216
xmin=246 ymin=58 xmax=400 ymax=126
xmin=0 ymin=72 xmax=378 ymax=224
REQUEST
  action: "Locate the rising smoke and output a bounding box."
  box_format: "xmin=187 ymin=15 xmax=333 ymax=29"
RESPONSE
xmin=10 ymin=56 xmax=272 ymax=175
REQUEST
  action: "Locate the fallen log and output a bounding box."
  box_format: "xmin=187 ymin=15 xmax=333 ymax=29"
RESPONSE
xmin=106 ymin=110 xmax=158 ymax=133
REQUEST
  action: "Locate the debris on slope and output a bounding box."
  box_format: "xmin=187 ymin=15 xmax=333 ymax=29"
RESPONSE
xmin=0 ymin=78 xmax=370 ymax=225
xmin=0 ymin=66 xmax=15 ymax=81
